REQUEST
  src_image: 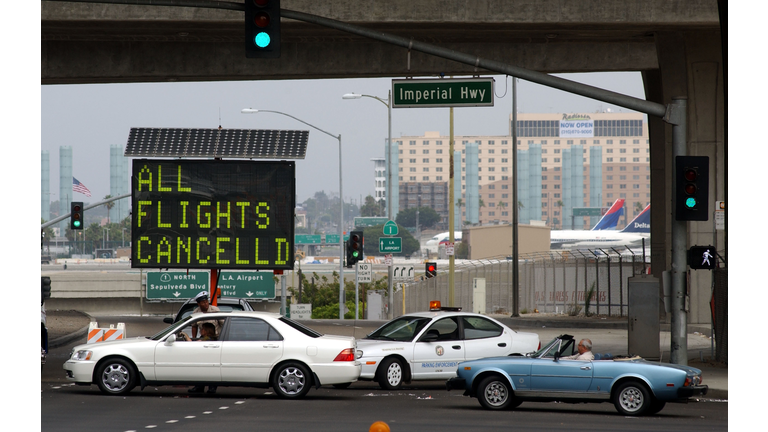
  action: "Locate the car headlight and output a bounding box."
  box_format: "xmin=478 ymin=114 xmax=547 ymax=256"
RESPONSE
xmin=71 ymin=350 xmax=93 ymax=361
xmin=356 ymin=350 xmax=363 ymax=359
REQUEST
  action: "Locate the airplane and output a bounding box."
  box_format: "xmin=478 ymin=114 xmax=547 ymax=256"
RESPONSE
xmin=549 ymin=199 xmax=625 ymax=248
xmin=424 ymin=231 xmax=463 ymax=254
xmin=554 ymin=203 xmax=651 ymax=250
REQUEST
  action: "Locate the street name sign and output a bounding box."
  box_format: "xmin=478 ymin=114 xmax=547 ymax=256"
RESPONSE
xmin=572 ymin=207 xmax=604 ymax=217
xmin=392 ymin=78 xmax=494 ymax=108
xmin=379 ymin=237 xmax=402 ymax=253
xmin=383 ymin=220 xmax=398 ymax=236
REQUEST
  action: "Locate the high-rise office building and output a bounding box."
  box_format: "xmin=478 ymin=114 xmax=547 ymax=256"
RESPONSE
xmin=391 ymin=112 xmax=649 ymax=229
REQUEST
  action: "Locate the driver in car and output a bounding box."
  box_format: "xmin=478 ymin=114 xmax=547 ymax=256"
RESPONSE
xmin=562 ymin=338 xmax=594 ymax=360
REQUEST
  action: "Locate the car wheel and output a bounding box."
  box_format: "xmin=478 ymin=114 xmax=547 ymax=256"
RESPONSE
xmin=613 ymin=381 xmax=651 ymax=416
xmin=378 ymin=358 xmax=405 ymax=390
xmin=272 ymin=362 xmax=311 ymax=399
xmin=647 ymin=398 xmax=666 ymax=415
xmin=96 ymin=358 xmax=137 ymax=396
xmin=332 ymin=382 xmax=352 ymax=389
xmin=477 ymin=375 xmax=516 ymax=410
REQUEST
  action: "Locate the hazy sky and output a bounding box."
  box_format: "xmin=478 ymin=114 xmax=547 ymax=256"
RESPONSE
xmin=41 ymin=72 xmax=646 ymax=207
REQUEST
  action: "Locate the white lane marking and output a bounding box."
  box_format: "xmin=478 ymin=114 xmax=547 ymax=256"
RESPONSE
xmin=166 ymin=420 xmax=179 ymax=423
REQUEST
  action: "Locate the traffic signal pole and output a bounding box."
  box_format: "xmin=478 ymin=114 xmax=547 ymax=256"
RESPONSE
xmin=670 ymin=97 xmax=688 ymax=365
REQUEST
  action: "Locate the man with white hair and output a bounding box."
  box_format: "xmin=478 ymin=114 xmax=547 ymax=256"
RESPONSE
xmin=562 ymin=338 xmax=594 ymax=360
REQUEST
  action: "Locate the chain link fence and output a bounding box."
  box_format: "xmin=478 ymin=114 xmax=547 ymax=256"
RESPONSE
xmin=394 ymin=248 xmax=652 ymax=317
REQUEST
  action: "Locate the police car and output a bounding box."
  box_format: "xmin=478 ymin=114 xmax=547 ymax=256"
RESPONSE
xmin=355 ymin=302 xmax=540 ymax=389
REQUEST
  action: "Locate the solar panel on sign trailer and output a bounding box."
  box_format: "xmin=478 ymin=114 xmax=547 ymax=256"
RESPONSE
xmin=124 ymin=128 xmax=309 ymax=159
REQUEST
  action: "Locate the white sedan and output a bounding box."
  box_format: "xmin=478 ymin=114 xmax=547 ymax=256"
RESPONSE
xmin=64 ymin=311 xmax=360 ymax=398
xmin=356 ymin=308 xmax=540 ymax=389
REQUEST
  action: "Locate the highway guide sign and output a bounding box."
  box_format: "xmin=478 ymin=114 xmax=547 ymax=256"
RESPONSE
xmin=383 ymin=220 xmax=398 ymax=236
xmin=379 ymin=237 xmax=402 ymax=253
xmin=131 ymin=159 xmax=295 ymax=270
xmin=145 ymin=270 xmax=275 ymax=300
xmin=392 ymin=78 xmax=494 ymax=108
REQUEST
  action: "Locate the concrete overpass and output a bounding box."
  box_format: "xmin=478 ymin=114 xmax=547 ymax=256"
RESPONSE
xmin=41 ymin=0 xmax=725 ymax=326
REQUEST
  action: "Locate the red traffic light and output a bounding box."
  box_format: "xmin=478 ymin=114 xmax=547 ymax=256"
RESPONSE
xmin=427 ymin=264 xmax=435 ymax=272
xmin=683 ymin=168 xmax=697 ymax=182
xmin=254 ymin=11 xmax=270 ymax=27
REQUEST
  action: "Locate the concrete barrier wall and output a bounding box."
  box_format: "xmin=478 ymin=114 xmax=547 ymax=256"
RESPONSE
xmin=42 ymin=270 xmax=282 ymax=315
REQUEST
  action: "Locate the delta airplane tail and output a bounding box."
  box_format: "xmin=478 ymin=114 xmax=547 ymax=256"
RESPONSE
xmin=621 ymin=204 xmax=651 ymax=233
xmin=591 ymin=199 xmax=625 ymax=230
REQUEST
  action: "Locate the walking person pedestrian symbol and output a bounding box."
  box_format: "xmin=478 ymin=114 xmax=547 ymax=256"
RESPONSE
xmin=701 ymin=249 xmax=713 ymax=266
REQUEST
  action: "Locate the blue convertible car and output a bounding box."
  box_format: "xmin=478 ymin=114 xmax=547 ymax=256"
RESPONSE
xmin=446 ymin=334 xmax=708 ymax=416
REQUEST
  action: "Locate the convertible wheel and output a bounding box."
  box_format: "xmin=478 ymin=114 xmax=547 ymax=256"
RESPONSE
xmin=96 ymin=358 xmax=136 ymax=396
xmin=272 ymin=362 xmax=311 ymax=399
xmin=378 ymin=358 xmax=405 ymax=390
xmin=613 ymin=381 xmax=651 ymax=416
xmin=332 ymin=382 xmax=352 ymax=389
xmin=477 ymin=375 xmax=516 ymax=410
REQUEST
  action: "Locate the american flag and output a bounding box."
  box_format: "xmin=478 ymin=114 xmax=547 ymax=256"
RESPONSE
xmin=72 ymin=177 xmax=92 ymax=197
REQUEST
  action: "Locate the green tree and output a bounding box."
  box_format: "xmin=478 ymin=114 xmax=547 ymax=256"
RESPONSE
xmin=395 ymin=207 xmax=440 ymax=230
xmin=360 ymin=195 xmax=383 ymax=217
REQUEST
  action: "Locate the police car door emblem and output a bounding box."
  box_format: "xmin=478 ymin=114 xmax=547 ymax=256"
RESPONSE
xmin=436 ymin=346 xmax=444 ymax=356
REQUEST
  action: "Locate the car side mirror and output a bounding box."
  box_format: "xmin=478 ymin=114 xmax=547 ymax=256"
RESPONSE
xmin=163 ymin=317 xmax=173 ymax=324
xmin=165 ymin=334 xmax=176 ymax=345
xmin=421 ymin=332 xmax=439 ymax=343
xmin=553 ymin=351 xmax=561 ymax=361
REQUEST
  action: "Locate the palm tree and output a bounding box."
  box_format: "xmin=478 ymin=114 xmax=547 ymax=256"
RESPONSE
xmin=104 ymin=195 xmax=114 ymax=224
xmin=556 ymin=200 xmax=564 ymax=229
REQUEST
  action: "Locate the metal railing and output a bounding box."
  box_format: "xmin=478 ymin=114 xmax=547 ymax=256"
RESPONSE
xmin=394 ymin=247 xmax=654 ymax=317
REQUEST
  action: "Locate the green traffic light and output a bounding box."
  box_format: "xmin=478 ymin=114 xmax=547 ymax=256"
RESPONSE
xmin=73 ymin=221 xmax=81 ymax=228
xmin=685 ymin=197 xmax=697 ymax=208
xmin=255 ymin=32 xmax=271 ymax=48
xmin=352 ymin=251 xmax=359 ymax=258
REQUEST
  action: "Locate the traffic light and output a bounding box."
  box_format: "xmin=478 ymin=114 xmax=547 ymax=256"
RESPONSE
xmin=688 ymin=245 xmax=717 ymax=270
xmin=245 ymin=0 xmax=281 ymax=58
xmin=70 ymin=202 xmax=84 ymax=230
xmin=675 ymin=156 xmax=709 ymax=221
xmin=347 ymin=230 xmax=364 ymax=267
xmin=425 ymin=262 xmax=437 ymax=278
xmin=41 ymin=276 xmax=51 ymax=304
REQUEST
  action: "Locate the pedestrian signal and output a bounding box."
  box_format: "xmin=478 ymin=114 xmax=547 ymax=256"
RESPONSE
xmin=688 ymin=245 xmax=716 ymax=270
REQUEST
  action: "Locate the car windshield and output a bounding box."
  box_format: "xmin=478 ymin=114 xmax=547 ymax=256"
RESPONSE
xmin=531 ymin=336 xmax=574 ymax=358
xmin=150 ymin=315 xmax=194 ymax=341
xmin=366 ymin=316 xmax=432 ymax=342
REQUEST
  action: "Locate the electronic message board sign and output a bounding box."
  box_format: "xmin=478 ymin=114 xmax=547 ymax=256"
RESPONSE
xmin=131 ymin=159 xmax=295 ymax=270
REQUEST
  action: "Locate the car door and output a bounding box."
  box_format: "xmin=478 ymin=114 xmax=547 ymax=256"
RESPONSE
xmin=530 ymin=339 xmax=593 ymax=392
xmin=220 ymin=316 xmax=284 ymax=383
xmin=460 ymin=316 xmax=511 ymax=360
xmin=154 ymin=318 xmax=223 ymax=382
xmin=411 ymin=317 xmax=465 ymax=380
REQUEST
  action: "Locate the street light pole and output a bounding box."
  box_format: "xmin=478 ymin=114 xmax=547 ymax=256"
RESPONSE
xmin=241 ymin=108 xmax=345 ymax=319
xmin=343 ymin=92 xmax=395 ymax=318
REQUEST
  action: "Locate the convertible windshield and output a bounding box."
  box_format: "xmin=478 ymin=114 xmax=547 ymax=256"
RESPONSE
xmin=366 ymin=317 xmax=431 ymax=342
xmin=150 ymin=315 xmax=194 ymax=341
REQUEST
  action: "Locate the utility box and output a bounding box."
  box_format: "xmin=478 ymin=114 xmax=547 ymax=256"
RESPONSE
xmin=472 ymin=278 xmax=486 ymax=314
xmin=366 ymin=291 xmax=384 ymax=320
xmin=627 ymin=275 xmax=660 ymax=360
